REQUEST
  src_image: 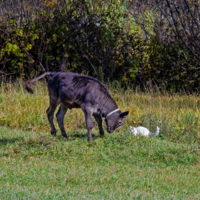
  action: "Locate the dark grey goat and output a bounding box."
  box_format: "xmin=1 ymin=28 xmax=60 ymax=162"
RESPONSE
xmin=25 ymin=72 xmax=129 ymax=141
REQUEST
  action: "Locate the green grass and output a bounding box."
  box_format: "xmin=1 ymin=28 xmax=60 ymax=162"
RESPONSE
xmin=0 ymin=126 xmax=200 ymax=199
xmin=1 ymin=81 xmax=200 ymax=199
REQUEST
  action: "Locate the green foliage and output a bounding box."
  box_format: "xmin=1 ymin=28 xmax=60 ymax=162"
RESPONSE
xmin=0 ymin=0 xmax=139 ymax=82
xmin=0 ymin=0 xmax=200 ymax=91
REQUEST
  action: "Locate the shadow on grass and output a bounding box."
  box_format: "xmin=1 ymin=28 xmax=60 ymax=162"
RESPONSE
xmin=68 ymin=132 xmax=101 ymax=141
xmin=0 ymin=137 xmax=24 ymax=146
xmin=71 ymin=133 xmax=87 ymax=138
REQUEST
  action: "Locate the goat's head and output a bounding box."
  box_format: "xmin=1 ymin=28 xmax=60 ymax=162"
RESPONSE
xmin=105 ymin=111 xmax=129 ymax=133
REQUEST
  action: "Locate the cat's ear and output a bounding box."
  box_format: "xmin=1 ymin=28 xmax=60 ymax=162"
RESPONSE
xmin=120 ymin=111 xmax=129 ymax=118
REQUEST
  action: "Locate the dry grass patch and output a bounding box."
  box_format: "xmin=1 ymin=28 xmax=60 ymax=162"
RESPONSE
xmin=1 ymin=81 xmax=200 ymax=144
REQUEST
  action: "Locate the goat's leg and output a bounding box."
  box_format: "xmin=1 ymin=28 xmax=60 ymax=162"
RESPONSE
xmin=56 ymin=103 xmax=68 ymax=139
xmin=93 ymin=114 xmax=104 ymax=137
xmin=83 ymin=109 xmax=93 ymax=142
xmin=46 ymin=103 xmax=58 ymax=135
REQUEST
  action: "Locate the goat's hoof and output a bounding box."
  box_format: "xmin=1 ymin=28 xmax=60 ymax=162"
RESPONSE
xmin=100 ymin=133 xmax=104 ymax=137
xmin=88 ymin=138 xmax=93 ymax=142
xmin=62 ymin=134 xmax=69 ymax=140
xmin=51 ymin=131 xmax=57 ymax=136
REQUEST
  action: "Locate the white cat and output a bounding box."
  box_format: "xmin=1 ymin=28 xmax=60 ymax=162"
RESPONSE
xmin=129 ymin=126 xmax=160 ymax=137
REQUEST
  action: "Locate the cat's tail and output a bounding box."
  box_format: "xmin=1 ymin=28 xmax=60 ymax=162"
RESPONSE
xmin=150 ymin=126 xmax=160 ymax=136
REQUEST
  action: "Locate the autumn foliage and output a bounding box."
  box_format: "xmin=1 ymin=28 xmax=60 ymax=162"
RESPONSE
xmin=0 ymin=0 xmax=200 ymax=91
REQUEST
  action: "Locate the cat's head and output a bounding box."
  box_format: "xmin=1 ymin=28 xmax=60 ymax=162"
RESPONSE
xmin=129 ymin=126 xmax=137 ymax=135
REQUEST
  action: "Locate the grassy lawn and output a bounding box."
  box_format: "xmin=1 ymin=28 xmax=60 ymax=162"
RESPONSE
xmin=0 ymin=81 xmax=200 ymax=199
xmin=0 ymin=126 xmax=200 ymax=199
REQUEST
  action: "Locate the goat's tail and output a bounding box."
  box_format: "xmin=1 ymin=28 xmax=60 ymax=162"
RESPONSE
xmin=25 ymin=72 xmax=55 ymax=94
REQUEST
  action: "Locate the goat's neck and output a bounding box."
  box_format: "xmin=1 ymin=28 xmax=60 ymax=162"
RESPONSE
xmin=100 ymin=97 xmax=118 ymax=117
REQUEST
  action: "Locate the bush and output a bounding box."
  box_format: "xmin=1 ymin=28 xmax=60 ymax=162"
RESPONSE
xmin=0 ymin=0 xmax=140 ymax=83
xmin=1 ymin=0 xmax=200 ymax=92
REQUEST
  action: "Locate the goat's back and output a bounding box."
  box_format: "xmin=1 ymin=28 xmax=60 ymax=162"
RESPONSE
xmin=47 ymin=72 xmax=112 ymax=108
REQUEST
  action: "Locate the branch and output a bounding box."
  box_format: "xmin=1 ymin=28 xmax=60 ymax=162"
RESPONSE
xmin=166 ymin=0 xmax=200 ymax=61
xmin=74 ymin=39 xmax=98 ymax=76
xmin=81 ymin=50 xmax=98 ymax=76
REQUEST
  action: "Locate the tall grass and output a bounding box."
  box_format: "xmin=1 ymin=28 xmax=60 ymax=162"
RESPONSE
xmin=0 ymin=81 xmax=200 ymax=144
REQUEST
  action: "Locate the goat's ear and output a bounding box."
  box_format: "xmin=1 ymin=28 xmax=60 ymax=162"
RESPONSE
xmin=120 ymin=111 xmax=129 ymax=118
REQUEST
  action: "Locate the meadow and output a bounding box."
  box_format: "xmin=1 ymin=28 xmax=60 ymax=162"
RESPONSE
xmin=0 ymin=81 xmax=200 ymax=199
